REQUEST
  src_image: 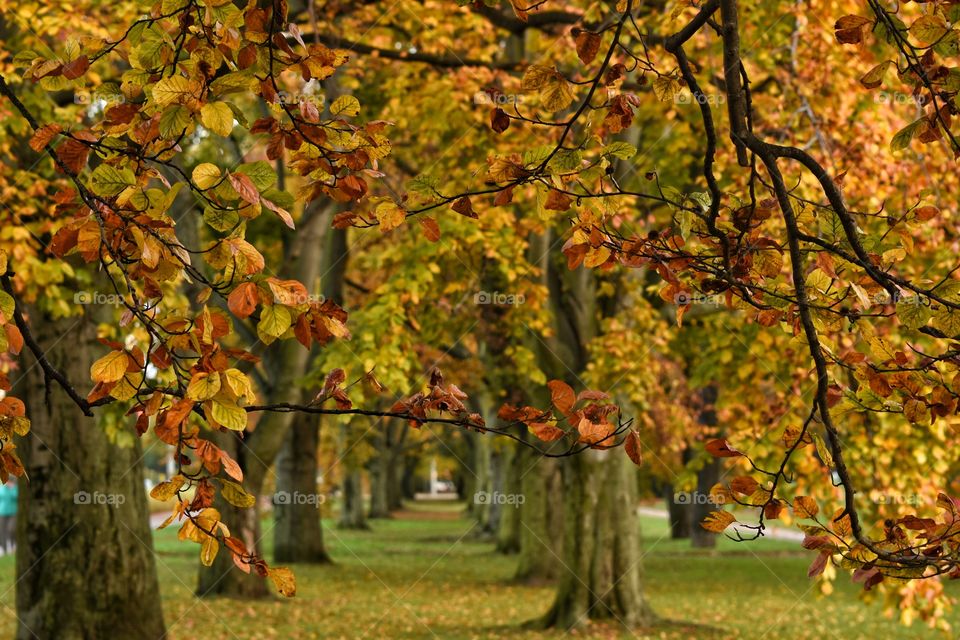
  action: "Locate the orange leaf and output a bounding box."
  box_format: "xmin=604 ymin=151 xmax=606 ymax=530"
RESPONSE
xmin=29 ymin=124 xmax=62 ymax=152
xmin=227 ymin=282 xmax=260 ymax=319
xmin=624 ymin=431 xmax=642 ymax=466
xmin=705 ymin=438 xmax=743 ymax=458
xmin=419 ymin=217 xmax=441 ymax=242
xmin=451 ymin=196 xmax=477 ymax=219
xmin=547 ymin=380 xmax=575 ymax=414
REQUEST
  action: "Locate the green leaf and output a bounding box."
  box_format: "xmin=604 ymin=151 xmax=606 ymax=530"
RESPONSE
xmin=890 ymin=119 xmax=924 ymax=151
xmin=220 ymin=480 xmax=256 ymax=508
xmin=90 ymin=164 xmax=136 ymax=197
xmin=602 ymin=141 xmax=637 ymax=160
xmin=236 ymin=161 xmax=277 ymax=191
xmin=159 ymin=105 xmax=192 ymax=139
xmin=406 ymin=174 xmax=439 ymax=196
xmin=896 ymin=297 xmax=931 ymax=330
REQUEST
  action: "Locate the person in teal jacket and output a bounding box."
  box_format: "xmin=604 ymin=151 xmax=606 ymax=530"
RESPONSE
xmin=0 ymin=479 xmax=17 ymax=554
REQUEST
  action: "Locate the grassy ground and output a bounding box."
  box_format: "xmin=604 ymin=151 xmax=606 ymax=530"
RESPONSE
xmin=0 ymin=501 xmax=956 ymax=638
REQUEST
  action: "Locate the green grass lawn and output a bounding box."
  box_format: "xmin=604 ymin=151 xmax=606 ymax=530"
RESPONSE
xmin=0 ymin=501 xmax=955 ymax=639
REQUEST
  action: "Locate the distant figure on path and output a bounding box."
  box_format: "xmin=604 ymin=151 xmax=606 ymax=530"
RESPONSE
xmin=0 ymin=479 xmax=18 ymax=554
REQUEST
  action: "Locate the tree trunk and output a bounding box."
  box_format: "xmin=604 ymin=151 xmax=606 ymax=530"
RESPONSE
xmin=16 ymin=311 xmax=166 ymax=639
xmin=400 ymin=455 xmax=418 ymax=500
xmin=386 ymin=449 xmax=404 ymax=511
xmin=495 ymin=442 xmax=522 ymax=554
xmin=273 ymin=412 xmax=330 ymax=563
xmin=691 ymin=386 xmax=720 ymax=549
xmin=514 ymin=452 xmax=562 ymax=583
xmin=368 ymin=446 xmax=391 ymax=519
xmin=338 ymin=467 xmax=368 ymax=529
xmin=337 ymin=420 xmax=369 ymax=529
xmin=690 ymin=458 xmax=720 ymax=548
xmin=536 ymin=451 xmax=656 ymax=631
xmin=665 ymin=484 xmax=692 ymax=539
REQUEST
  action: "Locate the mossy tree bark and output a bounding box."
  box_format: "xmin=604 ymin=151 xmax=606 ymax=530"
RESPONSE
xmin=16 ymin=311 xmax=166 ymax=639
xmin=537 ymin=451 xmax=656 ymax=631
xmin=514 ymin=452 xmax=563 ymax=583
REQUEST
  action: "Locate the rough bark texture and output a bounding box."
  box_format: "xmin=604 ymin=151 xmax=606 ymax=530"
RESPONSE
xmin=514 ymin=452 xmax=562 ymax=583
xmin=15 ymin=311 xmax=166 ymax=639
xmin=537 ymin=451 xmax=656 ymax=631
xmin=273 ymin=411 xmax=330 ymax=563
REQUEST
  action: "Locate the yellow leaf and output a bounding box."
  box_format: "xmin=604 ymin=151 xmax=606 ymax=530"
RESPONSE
xmin=201 ymin=102 xmax=234 ymax=136
xmin=150 ymin=475 xmax=186 ymax=501
xmin=268 ymin=566 xmax=297 ymax=597
xmin=110 ymin=372 xmax=143 ymax=401
xmin=375 ymin=200 xmax=406 ymax=233
xmin=522 ymin=65 xmax=574 ymax=112
xmin=90 ymin=350 xmax=130 ymax=383
xmin=152 ymin=75 xmax=194 ymax=107
xmin=257 ymin=305 xmax=292 ymax=340
xmin=222 ymin=369 xmax=255 ymax=402
xmin=701 ymin=510 xmax=736 ymax=533
xmin=653 ymin=76 xmax=682 ymax=102
xmin=200 ymin=535 xmax=219 ymax=566
xmin=794 ymin=495 xmax=819 ymax=519
xmin=187 ymin=371 xmax=222 ymax=401
xmin=192 ymin=163 xmax=221 ymax=190
xmin=329 ymin=95 xmax=360 ymax=117
xmin=211 ymin=400 xmax=247 ymax=431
